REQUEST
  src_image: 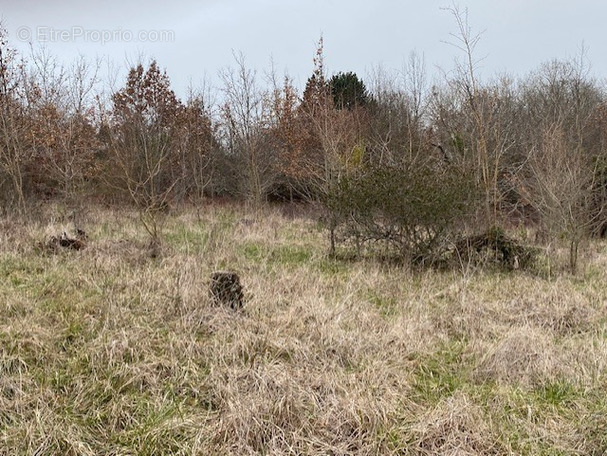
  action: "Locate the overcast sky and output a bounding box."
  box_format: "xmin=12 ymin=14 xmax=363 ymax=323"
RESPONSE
xmin=2 ymin=0 xmax=607 ymax=98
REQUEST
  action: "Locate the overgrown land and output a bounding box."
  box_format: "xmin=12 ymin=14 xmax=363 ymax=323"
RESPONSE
xmin=2 ymin=7 xmax=607 ymax=454
xmin=1 ymin=203 xmax=606 ymax=455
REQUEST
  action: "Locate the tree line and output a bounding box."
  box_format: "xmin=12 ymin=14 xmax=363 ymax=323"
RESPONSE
xmin=2 ymin=19 xmax=607 ymax=272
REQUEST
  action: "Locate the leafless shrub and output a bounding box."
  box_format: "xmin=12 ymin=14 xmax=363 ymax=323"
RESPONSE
xmin=527 ymin=123 xmax=605 ymax=273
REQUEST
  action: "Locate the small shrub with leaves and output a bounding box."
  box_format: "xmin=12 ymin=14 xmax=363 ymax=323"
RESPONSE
xmin=324 ymin=162 xmax=477 ymax=265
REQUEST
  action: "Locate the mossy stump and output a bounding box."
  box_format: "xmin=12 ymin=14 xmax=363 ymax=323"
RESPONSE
xmin=210 ymin=271 xmax=244 ymax=310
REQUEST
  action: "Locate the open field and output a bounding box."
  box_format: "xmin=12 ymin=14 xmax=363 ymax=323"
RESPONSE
xmin=1 ymin=203 xmax=607 ymax=455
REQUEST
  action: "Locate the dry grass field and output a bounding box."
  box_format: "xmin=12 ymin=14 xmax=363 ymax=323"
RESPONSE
xmin=1 ymin=203 xmax=607 ymax=455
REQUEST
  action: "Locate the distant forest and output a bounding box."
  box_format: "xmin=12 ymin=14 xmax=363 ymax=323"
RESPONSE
xmin=2 ymin=12 xmax=607 ymax=271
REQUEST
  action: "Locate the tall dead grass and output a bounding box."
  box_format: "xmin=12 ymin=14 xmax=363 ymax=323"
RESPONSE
xmin=0 ymin=202 xmax=606 ymax=454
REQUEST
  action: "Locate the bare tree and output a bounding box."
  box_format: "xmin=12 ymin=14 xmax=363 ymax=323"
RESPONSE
xmin=528 ymin=123 xmax=604 ymax=273
xmin=219 ymin=52 xmax=275 ymax=208
xmin=111 ymin=60 xmax=184 ymax=254
xmin=0 ymin=25 xmax=31 ymax=213
xmin=299 ymin=37 xmax=370 ymax=253
xmin=28 ymin=52 xmax=101 ymax=203
xmin=437 ymin=4 xmax=513 ymax=229
xmin=174 ymin=88 xmax=216 ymax=201
xmin=367 ymin=51 xmax=430 ymax=166
xmin=510 ymin=50 xmax=607 ymax=273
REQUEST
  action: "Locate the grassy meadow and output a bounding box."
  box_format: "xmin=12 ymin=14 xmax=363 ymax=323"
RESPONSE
xmin=1 ymin=203 xmax=607 ymax=455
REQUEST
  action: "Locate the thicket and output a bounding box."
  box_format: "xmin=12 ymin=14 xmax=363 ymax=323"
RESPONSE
xmin=326 ymin=162 xmax=477 ymax=265
xmin=1 ymin=11 xmax=607 ymax=271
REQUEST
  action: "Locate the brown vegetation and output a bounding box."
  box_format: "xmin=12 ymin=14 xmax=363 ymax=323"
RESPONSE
xmin=1 ymin=20 xmax=606 ymax=270
xmin=1 ymin=203 xmax=606 ymax=454
xmin=2 ymin=10 xmax=607 ymax=453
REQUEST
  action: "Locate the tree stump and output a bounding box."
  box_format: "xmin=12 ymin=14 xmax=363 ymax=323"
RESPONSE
xmin=210 ymin=271 xmax=244 ymax=310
